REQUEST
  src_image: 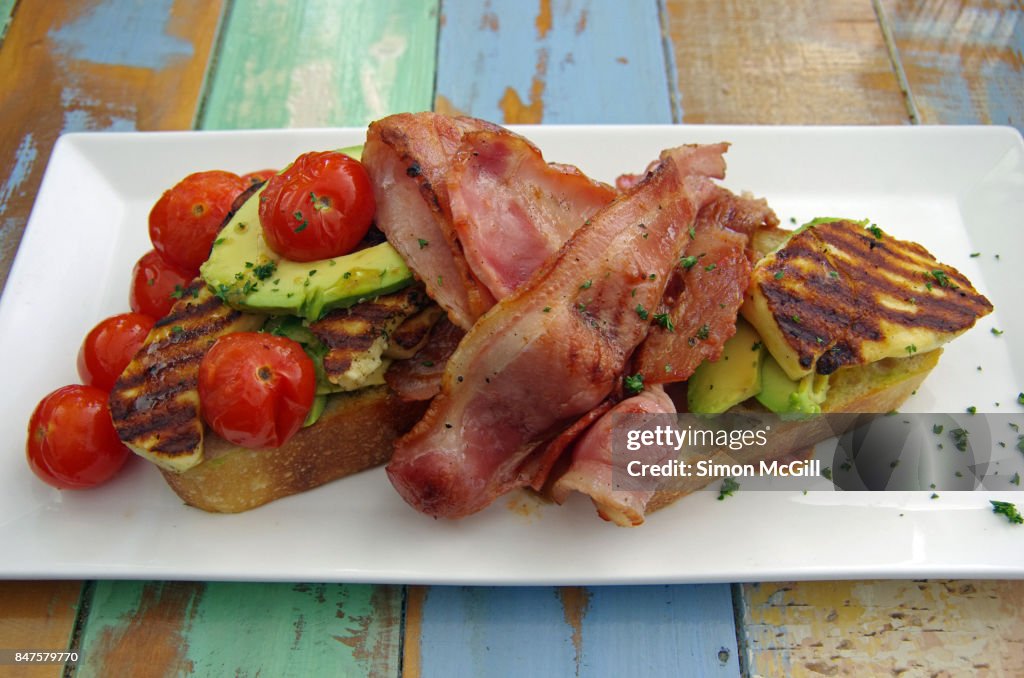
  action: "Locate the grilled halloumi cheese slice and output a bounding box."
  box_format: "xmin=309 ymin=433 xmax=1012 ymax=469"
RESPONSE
xmin=741 ymin=219 xmax=993 ymax=380
xmin=309 ymin=285 xmax=428 ymax=390
xmin=109 ymin=282 xmax=264 ymax=472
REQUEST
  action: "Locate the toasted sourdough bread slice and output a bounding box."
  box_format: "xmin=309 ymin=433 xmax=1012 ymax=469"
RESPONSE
xmin=159 ymin=385 xmax=428 ymax=513
xmin=645 ymin=348 xmax=941 ymax=514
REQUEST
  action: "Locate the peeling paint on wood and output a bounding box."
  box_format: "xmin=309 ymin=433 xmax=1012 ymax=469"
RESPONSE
xmin=77 ymin=582 xmax=403 ymax=677
xmin=881 ymin=0 xmax=1023 ymax=131
xmin=198 ymin=0 xmax=439 ymax=130
xmin=0 ymin=0 xmax=225 ymax=296
xmin=412 ymin=585 xmax=739 ymax=677
xmin=739 ymin=580 xmax=1024 ymax=677
xmin=663 ymin=0 xmax=909 ymax=124
xmin=436 ymin=0 xmax=672 ymax=124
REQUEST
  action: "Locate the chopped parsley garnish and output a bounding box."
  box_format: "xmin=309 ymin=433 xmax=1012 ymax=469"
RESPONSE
xmin=866 ymin=224 xmax=883 ymax=239
xmin=970 ymin=252 xmax=981 ymax=258
xmin=170 ymin=285 xmax=186 ymax=300
xmin=679 ymin=254 xmax=703 ymax=269
xmin=966 ymin=405 xmax=977 ymax=414
xmin=991 ymin=500 xmax=1024 ymax=525
xmin=790 ymin=314 xmax=801 ymax=324
xmin=580 ymin=279 xmax=592 ymax=290
xmin=417 ymin=238 xmax=429 ymax=249
xmin=420 ymin=360 xmax=434 ymax=367
xmin=624 ymin=373 xmax=644 ymax=395
xmin=751 ymin=341 xmax=762 ymax=351
xmin=1018 ymin=392 xmax=1024 ymax=405
xmin=950 ymin=427 xmax=970 ymax=452
xmin=927 ymin=269 xmax=956 ymax=289
xmin=1011 ymin=473 xmax=1021 ymax=486
xmin=696 ymin=324 xmax=710 ymax=340
xmin=906 ymin=344 xmax=917 ymax=355
xmin=991 ymin=328 xmax=1004 ymax=336
xmin=252 ymin=261 xmax=277 ymax=280
xmin=717 ymin=478 xmax=740 ymax=500
xmin=822 ymin=467 xmax=832 ymax=481
xmin=635 ymin=304 xmax=649 ymax=321
xmin=171 ymin=325 xmax=184 ymax=334
xmin=688 ymin=226 xmax=696 ymax=240
xmin=828 ymin=270 xmax=839 ymax=279
xmin=653 ymin=313 xmax=674 ymax=332
xmin=774 ymin=270 xmax=784 ymax=280
xmin=704 ymin=263 xmax=717 ymax=272
xmin=933 ymin=424 xmax=944 ymax=435
xmin=294 ymin=221 xmax=308 ymax=233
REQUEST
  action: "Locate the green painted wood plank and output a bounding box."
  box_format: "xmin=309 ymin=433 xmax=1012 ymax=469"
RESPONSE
xmin=75 ymin=581 xmax=403 ymax=677
xmin=0 ymin=0 xmax=16 ymax=43
xmin=199 ymin=0 xmax=440 ymax=129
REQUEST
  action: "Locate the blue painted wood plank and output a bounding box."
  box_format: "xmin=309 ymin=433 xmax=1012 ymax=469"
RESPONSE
xmin=435 ymin=0 xmax=673 ymax=123
xmin=411 ymin=585 xmax=739 ymax=677
xmin=425 ymin=2 xmax=737 ymax=675
xmin=881 ymin=0 xmax=1024 ymax=131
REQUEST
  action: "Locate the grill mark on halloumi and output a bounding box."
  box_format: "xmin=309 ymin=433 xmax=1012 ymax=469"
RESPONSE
xmin=743 ymin=220 xmax=993 ymax=378
xmin=310 ymin=285 xmax=428 ymax=389
xmin=385 ymin=305 xmax=445 ymax=359
xmin=109 ymin=280 xmax=264 ymax=471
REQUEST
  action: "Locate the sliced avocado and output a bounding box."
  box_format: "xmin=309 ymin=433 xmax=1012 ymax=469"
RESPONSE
xmin=688 ymin=318 xmax=764 ymax=414
xmin=338 ymin=144 xmax=364 ymax=160
xmin=303 ymin=393 xmax=327 ymax=427
xmin=200 ymin=185 xmax=412 ymax=321
xmin=757 ymin=352 xmax=830 ymax=416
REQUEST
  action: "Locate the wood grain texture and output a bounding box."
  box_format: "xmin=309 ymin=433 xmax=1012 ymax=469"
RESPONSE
xmin=0 ymin=0 xmax=225 ymax=295
xmin=408 ymin=585 xmax=740 ymax=677
xmin=738 ymin=580 xmax=1024 ymax=676
xmin=0 ymin=581 xmax=81 ymax=678
xmin=74 ymin=582 xmax=403 ymax=677
xmin=435 ymin=0 xmax=673 ymax=123
xmin=198 ymin=0 xmax=440 ymax=129
xmin=881 ymin=0 xmax=1023 ymax=130
xmin=664 ymin=0 xmax=910 ymax=124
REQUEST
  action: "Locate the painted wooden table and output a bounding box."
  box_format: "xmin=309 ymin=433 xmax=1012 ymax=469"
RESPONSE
xmin=1 ymin=1 xmax=1022 ymax=676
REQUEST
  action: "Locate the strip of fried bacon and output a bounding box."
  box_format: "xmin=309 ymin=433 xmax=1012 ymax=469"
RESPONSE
xmin=633 ymin=189 xmax=776 ymax=384
xmin=363 ymin=113 xmax=501 ymax=329
xmin=550 ymin=190 xmax=778 ymax=526
xmin=446 ymin=130 xmax=615 ymax=299
xmin=385 ymin=143 xmax=726 ymax=519
xmin=550 ymin=385 xmax=676 ymax=526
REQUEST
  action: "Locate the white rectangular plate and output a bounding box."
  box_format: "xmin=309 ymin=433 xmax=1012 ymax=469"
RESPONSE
xmin=2 ymin=125 xmax=1023 ymax=584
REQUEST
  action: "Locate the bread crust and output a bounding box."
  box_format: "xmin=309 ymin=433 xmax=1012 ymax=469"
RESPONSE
xmin=159 ymin=386 xmax=428 ymax=512
xmin=646 ymin=349 xmax=941 ymax=513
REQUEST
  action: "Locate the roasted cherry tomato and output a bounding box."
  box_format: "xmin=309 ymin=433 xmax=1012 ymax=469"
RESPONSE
xmin=149 ymin=170 xmax=248 ymax=271
xmin=242 ymin=168 xmax=277 ymax=186
xmin=77 ymin=313 xmax=155 ymax=391
xmin=258 ymin=151 xmax=375 ymax=262
xmin=198 ymin=332 xmax=316 ymax=449
xmin=129 ymin=249 xmax=195 ymax=319
xmin=26 ymin=385 xmax=131 ymax=489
